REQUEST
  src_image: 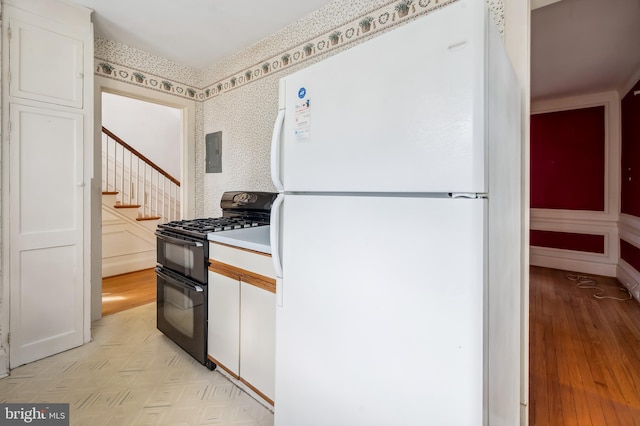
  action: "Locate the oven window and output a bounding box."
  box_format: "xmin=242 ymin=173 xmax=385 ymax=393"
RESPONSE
xmin=156 ymin=266 xmax=207 ymax=366
xmin=156 ymin=234 xmax=207 ymax=284
xmin=165 ymin=243 xmax=195 ymax=270
xmin=162 ymin=285 xmax=195 ymax=337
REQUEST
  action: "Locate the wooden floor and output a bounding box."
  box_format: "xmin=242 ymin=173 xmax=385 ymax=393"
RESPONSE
xmin=101 ymin=268 xmax=156 ymax=316
xmin=529 ymin=266 xmax=640 ymax=425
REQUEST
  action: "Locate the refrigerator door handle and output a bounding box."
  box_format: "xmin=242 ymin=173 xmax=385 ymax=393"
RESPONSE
xmin=276 ymin=278 xmax=284 ymax=308
xmin=270 ymin=193 xmax=284 ymax=278
xmin=270 ymin=193 xmax=285 ymax=307
xmin=270 ymin=109 xmax=286 ymax=192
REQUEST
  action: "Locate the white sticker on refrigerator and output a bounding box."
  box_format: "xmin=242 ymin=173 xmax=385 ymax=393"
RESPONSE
xmin=294 ymin=98 xmax=311 ymax=142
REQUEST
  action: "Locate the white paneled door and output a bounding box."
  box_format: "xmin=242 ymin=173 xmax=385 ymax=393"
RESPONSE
xmin=4 ymin=1 xmax=92 ymax=368
xmin=9 ymin=104 xmax=85 ymax=367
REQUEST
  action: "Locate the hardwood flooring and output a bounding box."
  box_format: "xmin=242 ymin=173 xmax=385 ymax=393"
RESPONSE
xmin=529 ymin=266 xmax=640 ymax=425
xmin=101 ymin=268 xmax=156 ymax=316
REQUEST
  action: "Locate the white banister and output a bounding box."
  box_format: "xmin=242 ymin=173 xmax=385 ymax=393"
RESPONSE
xmin=101 ymin=126 xmax=180 ymax=223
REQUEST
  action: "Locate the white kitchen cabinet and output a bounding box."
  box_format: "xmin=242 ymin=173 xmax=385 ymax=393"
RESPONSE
xmin=208 ymin=242 xmax=276 ymax=405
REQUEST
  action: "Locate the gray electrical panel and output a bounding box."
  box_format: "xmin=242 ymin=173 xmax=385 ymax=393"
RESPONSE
xmin=205 ymin=131 xmax=222 ymax=173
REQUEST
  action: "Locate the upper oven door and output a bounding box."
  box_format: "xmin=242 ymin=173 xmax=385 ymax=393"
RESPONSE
xmin=156 ymin=231 xmax=207 ymax=284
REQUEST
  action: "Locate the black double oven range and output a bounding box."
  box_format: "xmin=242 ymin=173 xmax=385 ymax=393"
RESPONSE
xmin=155 ymin=191 xmax=278 ymax=369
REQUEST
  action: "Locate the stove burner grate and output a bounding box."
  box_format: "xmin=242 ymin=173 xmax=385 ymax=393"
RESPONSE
xmin=158 ymin=217 xmax=263 ymax=238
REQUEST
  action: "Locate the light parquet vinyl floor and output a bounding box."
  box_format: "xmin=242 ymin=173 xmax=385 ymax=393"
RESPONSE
xmin=0 ymin=303 xmax=274 ymax=425
xmin=529 ymin=266 xmax=640 ymax=425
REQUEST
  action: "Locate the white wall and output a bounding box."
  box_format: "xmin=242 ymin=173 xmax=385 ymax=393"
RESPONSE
xmin=102 ymin=92 xmax=181 ymax=179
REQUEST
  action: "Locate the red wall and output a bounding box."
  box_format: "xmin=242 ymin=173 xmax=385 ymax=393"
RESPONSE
xmin=620 ymin=79 xmax=640 ymax=277
xmin=621 ymin=80 xmax=640 ymax=217
xmin=530 ymin=106 xmax=606 ymax=254
xmin=530 ymin=106 xmax=605 ymax=211
xmin=530 ymin=230 xmax=604 ymax=253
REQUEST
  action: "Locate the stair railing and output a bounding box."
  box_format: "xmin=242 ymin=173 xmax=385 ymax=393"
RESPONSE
xmin=102 ymin=126 xmax=180 ymax=223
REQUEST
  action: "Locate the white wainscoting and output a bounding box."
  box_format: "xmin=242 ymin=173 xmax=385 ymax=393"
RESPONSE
xmin=617 ymin=214 xmax=640 ymax=301
xmin=530 ymin=211 xmax=619 ymax=277
xmin=101 ymin=204 xmax=156 ymax=277
xmin=530 ymin=91 xmax=620 ymax=277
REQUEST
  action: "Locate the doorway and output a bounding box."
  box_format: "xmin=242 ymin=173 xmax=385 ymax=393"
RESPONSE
xmin=92 ymin=76 xmax=197 ymax=322
xmin=100 ymin=92 xmax=181 ymax=315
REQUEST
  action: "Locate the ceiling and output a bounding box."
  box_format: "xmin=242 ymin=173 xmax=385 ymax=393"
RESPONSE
xmin=531 ymin=0 xmax=640 ymax=100
xmin=70 ymin=0 xmax=334 ymax=70
xmin=70 ymin=0 xmax=640 ymax=100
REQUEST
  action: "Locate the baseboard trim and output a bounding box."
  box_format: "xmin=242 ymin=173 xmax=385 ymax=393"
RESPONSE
xmin=617 ymin=261 xmax=640 ymax=303
xmin=0 ymin=347 xmax=8 ymax=378
xmin=530 ymin=254 xmax=617 ymax=277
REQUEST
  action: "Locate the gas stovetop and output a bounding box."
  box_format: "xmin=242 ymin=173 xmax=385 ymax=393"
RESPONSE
xmin=158 ymin=217 xmax=265 ymax=239
xmin=157 ymin=191 xmax=277 ymax=240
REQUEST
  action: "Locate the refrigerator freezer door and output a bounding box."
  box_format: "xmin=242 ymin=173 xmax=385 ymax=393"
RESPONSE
xmin=275 ymin=194 xmax=486 ymax=426
xmin=279 ymin=1 xmax=489 ymax=193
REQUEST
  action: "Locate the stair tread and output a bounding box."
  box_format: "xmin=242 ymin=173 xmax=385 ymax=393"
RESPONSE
xmin=137 ymin=216 xmax=161 ymax=221
xmin=114 ymin=204 xmax=141 ymax=209
xmin=102 ymin=191 xmax=119 ymax=195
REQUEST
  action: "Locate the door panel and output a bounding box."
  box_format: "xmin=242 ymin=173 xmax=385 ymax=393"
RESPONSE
xmin=9 ymin=18 xmax=84 ymax=108
xmin=18 ymin=108 xmax=81 ymax=233
xmin=240 ymin=281 xmax=276 ymax=402
xmin=18 ymin=246 xmax=80 ymax=359
xmin=207 ymin=271 xmax=240 ymax=376
xmin=9 ymin=104 xmax=84 ymax=367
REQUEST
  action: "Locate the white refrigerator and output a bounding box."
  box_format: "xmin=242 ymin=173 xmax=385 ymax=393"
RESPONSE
xmin=269 ymin=1 xmax=522 ymax=425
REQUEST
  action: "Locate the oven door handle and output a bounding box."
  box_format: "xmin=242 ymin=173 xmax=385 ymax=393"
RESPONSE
xmin=155 ymin=267 xmax=204 ymax=292
xmin=155 ymin=232 xmax=204 ymax=247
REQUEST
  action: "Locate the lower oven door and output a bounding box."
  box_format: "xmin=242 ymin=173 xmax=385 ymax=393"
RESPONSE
xmin=156 ymin=266 xmax=214 ymax=370
xmin=156 ymin=231 xmax=207 ymax=283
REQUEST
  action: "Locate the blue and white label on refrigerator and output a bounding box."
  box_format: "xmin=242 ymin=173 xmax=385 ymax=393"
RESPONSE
xmin=297 ymin=87 xmax=307 ymax=99
xmin=294 ymin=98 xmax=311 ymax=142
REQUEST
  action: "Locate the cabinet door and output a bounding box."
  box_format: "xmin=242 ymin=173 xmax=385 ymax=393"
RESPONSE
xmin=9 ymin=18 xmax=84 ymax=108
xmin=240 ymin=281 xmax=276 ymax=403
xmin=207 ymin=271 xmax=240 ymax=377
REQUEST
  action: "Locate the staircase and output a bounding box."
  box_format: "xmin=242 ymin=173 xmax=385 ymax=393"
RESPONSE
xmin=101 ymin=192 xmax=158 ymax=277
xmin=101 ymin=127 xmax=180 ymax=277
xmin=102 ymin=126 xmax=181 ymax=224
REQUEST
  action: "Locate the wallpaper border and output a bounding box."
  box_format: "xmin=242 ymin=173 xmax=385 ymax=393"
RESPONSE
xmin=94 ymin=60 xmax=201 ymax=100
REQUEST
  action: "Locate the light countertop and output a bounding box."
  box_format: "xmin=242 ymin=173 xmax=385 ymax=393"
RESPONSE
xmin=207 ymin=225 xmax=271 ymax=254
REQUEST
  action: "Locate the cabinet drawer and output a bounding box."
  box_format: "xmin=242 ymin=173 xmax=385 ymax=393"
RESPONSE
xmin=209 ymin=242 xmax=275 ymax=279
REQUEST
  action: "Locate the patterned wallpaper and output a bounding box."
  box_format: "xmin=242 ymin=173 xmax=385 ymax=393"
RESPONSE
xmin=94 ymin=36 xmax=203 ymax=99
xmin=92 ymin=0 xmax=505 ymax=216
